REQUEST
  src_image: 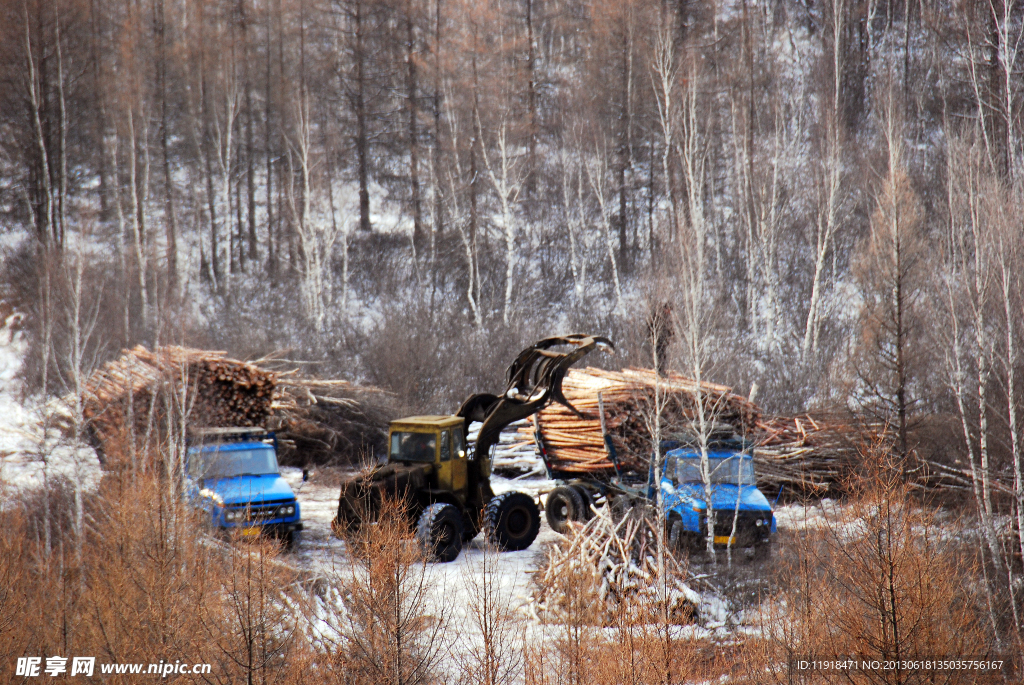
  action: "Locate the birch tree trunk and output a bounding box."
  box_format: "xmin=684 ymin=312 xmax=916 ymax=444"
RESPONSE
xmin=802 ymin=0 xmax=846 ymax=358
xmin=477 ymin=118 xmax=525 ymax=326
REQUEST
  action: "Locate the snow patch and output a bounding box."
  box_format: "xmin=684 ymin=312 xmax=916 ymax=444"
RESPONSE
xmin=0 ymin=315 xmax=102 ymax=496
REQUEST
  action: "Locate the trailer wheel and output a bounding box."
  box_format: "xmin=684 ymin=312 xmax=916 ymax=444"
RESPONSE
xmin=546 ymin=486 xmax=586 ymax=534
xmin=417 ymin=503 xmax=464 ymax=562
xmin=570 ymin=485 xmax=595 ymax=521
xmin=485 ymin=492 xmax=541 ymax=551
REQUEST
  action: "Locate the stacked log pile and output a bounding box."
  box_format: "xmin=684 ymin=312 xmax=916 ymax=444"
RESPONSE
xmin=48 ymin=346 xmax=268 ymax=466
xmin=64 ymin=346 xmax=390 ymax=469
xmin=531 ymin=505 xmax=700 ymax=625
xmin=518 ymin=367 xmax=759 ymax=474
xmin=510 ymin=368 xmax=899 ymax=497
xmin=64 ymin=346 xmax=276 ymax=466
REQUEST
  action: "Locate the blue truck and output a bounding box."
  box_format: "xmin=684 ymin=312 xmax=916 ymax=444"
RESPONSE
xmin=185 ymin=428 xmax=303 ymax=548
xmin=543 ymin=435 xmax=776 ymax=558
xmin=661 ymin=443 xmax=775 ymax=556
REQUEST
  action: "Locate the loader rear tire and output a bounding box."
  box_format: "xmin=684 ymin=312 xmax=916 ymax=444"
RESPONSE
xmin=417 ymin=503 xmax=464 ymax=563
xmin=545 ymin=486 xmax=586 ymax=534
xmin=485 ymin=492 xmax=540 ymax=551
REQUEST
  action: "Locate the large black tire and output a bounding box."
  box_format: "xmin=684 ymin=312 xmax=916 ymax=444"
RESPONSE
xmin=751 ymin=540 xmax=773 ymax=562
xmin=570 ymin=485 xmax=595 ymax=521
xmin=545 ymin=486 xmax=586 ymax=534
xmin=485 ymin=492 xmax=541 ymax=551
xmin=668 ymin=518 xmax=685 ymax=551
xmin=416 ymin=503 xmax=464 ymax=562
xmin=461 ymin=509 xmax=480 ymax=543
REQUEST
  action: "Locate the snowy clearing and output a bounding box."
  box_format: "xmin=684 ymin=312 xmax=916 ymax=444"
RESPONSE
xmin=0 ymin=317 xmax=102 ymax=496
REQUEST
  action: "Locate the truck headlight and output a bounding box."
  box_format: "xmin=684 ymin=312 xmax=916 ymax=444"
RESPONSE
xmin=225 ymin=510 xmax=238 ymax=522
xmin=280 ymin=505 xmax=295 ymax=516
xmin=755 ymin=519 xmax=763 ymax=527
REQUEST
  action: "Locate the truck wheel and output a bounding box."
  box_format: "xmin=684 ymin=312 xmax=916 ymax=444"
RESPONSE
xmin=570 ymin=485 xmax=595 ymax=521
xmin=752 ymin=540 xmax=772 ymax=562
xmin=545 ymin=486 xmax=586 ymax=534
xmin=485 ymin=492 xmax=541 ymax=551
xmin=417 ymin=503 xmax=464 ymax=563
xmin=668 ymin=519 xmax=684 ymax=551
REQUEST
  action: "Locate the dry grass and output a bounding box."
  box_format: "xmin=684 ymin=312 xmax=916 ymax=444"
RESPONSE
xmin=0 ymin=443 xmax=1009 ymax=685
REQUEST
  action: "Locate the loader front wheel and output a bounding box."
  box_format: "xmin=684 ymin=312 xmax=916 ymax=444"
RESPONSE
xmin=545 ymin=486 xmax=586 ymax=534
xmin=485 ymin=492 xmax=540 ymax=551
xmin=417 ymin=503 xmax=464 ymax=562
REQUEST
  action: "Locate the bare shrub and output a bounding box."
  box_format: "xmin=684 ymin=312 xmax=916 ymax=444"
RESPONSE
xmin=317 ymin=496 xmax=451 ymax=685
xmin=456 ymin=545 xmax=525 ymax=685
xmin=0 ymin=462 xmax=311 ymax=684
xmin=758 ymin=449 xmax=991 ymax=684
xmin=528 ymin=503 xmax=708 ymax=685
xmin=0 ymin=508 xmax=28 ymax=667
xmin=80 ymin=475 xmax=219 ymax=673
xmin=525 ymin=562 xmax=599 ymax=685
xmin=199 ymin=536 xmax=304 ymax=685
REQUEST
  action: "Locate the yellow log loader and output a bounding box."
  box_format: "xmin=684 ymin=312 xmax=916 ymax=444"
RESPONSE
xmin=333 ymin=334 xmax=614 ymax=561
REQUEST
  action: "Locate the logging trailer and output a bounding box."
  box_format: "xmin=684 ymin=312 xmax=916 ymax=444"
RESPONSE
xmin=333 ymin=334 xmax=614 ymax=561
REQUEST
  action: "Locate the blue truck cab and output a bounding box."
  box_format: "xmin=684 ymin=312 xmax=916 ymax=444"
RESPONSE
xmin=185 ymin=428 xmax=303 ymax=547
xmin=660 ymin=445 xmax=775 ymax=554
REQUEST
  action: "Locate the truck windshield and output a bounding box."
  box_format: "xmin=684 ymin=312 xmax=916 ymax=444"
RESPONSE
xmin=391 ymin=432 xmax=436 ymax=462
xmin=671 ymin=455 xmax=756 ymax=486
xmin=188 ymin=446 xmax=279 ymax=479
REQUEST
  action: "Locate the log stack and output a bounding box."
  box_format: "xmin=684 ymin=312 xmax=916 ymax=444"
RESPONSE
xmin=517 ymin=367 xmax=760 ymax=474
xmin=512 ymin=367 xmax=894 ymax=498
xmin=61 ymin=345 xmax=392 ymax=469
xmin=68 ymin=345 xmax=277 ymax=467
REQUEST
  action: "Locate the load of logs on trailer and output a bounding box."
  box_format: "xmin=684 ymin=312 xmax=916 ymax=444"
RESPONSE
xmin=516 ymin=367 xmax=759 ymax=475
xmin=515 ymin=367 xmax=1012 ymax=499
xmin=51 ymin=345 xmax=391 ymax=468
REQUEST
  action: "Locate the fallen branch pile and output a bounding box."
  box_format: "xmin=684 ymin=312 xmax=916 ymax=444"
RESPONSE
xmin=531 ymin=505 xmax=701 ymax=626
xmin=752 ymin=414 xmax=880 ymax=497
xmin=518 ymin=367 xmax=759 ymax=474
xmin=910 ymin=458 xmax=1016 ymax=498
xmin=270 ymin=377 xmax=392 ymax=466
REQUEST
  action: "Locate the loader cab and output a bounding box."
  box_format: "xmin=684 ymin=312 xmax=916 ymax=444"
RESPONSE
xmin=388 ymin=416 xmax=469 ymax=496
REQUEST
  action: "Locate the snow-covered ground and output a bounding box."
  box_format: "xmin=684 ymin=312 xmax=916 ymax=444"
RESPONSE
xmin=0 ymin=315 xmax=102 ymax=496
xmin=280 ymin=465 xmax=747 ymax=632
xmin=281 ymin=465 xmax=561 ymax=617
